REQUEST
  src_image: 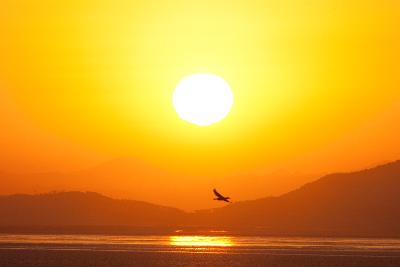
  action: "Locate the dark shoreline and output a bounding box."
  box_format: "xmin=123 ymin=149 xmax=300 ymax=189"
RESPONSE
xmin=1 ymin=226 xmax=400 ymax=239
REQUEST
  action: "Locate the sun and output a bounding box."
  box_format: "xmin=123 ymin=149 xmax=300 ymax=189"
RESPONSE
xmin=172 ymin=73 xmax=234 ymax=126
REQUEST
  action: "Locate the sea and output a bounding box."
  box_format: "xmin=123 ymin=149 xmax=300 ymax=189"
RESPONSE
xmin=0 ymin=234 xmax=400 ymax=266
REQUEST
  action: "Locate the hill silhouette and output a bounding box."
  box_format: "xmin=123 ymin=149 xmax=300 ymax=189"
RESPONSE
xmin=196 ymin=160 xmax=400 ymax=236
xmin=0 ymin=191 xmax=186 ymax=228
xmin=1 ymin=161 xmax=400 ymax=237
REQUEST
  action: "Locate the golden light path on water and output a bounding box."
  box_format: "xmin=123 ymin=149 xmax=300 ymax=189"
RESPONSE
xmin=2 ymin=234 xmax=400 ymax=256
xmin=169 ymin=236 xmax=233 ymax=247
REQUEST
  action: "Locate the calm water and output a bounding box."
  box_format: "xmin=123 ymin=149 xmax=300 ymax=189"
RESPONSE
xmin=1 ymin=234 xmax=400 ymax=266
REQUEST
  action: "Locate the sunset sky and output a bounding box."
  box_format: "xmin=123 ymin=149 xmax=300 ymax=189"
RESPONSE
xmin=1 ymin=1 xmax=399 ymax=209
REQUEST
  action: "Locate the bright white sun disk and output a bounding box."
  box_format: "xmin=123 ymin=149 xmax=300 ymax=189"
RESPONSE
xmin=173 ymin=73 xmax=234 ymax=126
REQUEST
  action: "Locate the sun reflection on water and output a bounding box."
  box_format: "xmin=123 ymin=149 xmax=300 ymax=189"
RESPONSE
xmin=169 ymin=236 xmax=233 ymax=247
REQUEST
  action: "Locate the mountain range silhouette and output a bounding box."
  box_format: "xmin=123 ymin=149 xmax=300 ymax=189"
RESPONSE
xmin=1 ymin=161 xmax=399 ymax=237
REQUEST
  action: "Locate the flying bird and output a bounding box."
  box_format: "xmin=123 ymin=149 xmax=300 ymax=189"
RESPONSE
xmin=213 ymin=188 xmax=231 ymax=203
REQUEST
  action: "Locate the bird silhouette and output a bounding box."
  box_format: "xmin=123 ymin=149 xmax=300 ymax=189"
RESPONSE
xmin=213 ymin=188 xmax=231 ymax=203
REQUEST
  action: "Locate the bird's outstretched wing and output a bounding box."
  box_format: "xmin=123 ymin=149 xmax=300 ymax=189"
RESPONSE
xmin=213 ymin=188 xmax=224 ymax=198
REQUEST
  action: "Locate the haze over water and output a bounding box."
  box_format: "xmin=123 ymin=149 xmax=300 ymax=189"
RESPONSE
xmin=1 ymin=234 xmax=400 ymax=267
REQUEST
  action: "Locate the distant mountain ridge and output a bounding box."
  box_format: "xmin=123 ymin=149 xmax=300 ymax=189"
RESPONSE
xmin=0 ymin=191 xmax=186 ymax=227
xmin=1 ymin=161 xmax=400 ymax=237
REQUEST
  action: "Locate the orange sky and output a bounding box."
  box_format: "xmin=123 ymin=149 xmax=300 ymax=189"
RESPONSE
xmin=0 ymin=1 xmax=399 ymax=210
